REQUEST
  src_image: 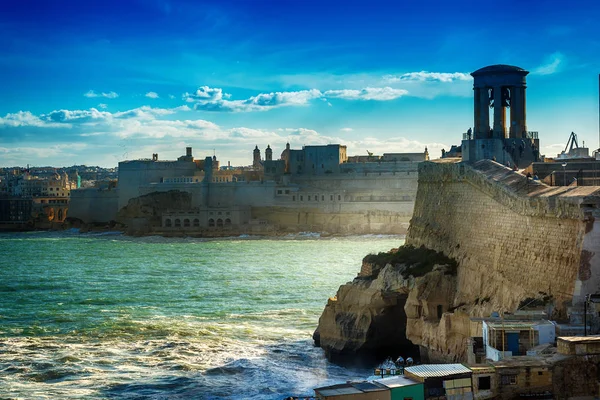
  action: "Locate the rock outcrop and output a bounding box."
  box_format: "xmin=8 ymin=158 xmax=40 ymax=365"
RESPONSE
xmin=314 ymin=246 xmax=456 ymax=365
xmin=117 ymin=190 xmax=192 ymax=234
xmin=315 ymin=159 xmax=600 ymax=364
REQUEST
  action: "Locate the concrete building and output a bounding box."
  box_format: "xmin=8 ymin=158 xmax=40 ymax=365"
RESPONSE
xmin=482 ymin=319 xmax=555 ymax=361
xmin=289 ymin=144 xmax=348 ymax=175
xmin=462 ymin=65 xmax=540 ymax=168
xmin=404 ymin=364 xmax=473 ymax=399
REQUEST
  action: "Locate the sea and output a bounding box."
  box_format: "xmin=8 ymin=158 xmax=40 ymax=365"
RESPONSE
xmin=0 ymin=231 xmax=404 ymax=399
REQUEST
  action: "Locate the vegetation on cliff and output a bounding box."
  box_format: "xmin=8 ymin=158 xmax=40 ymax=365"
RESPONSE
xmin=363 ymin=245 xmax=458 ymax=277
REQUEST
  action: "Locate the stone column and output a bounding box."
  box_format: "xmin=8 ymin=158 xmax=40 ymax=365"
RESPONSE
xmin=509 ymin=86 xmax=518 ymax=139
xmin=473 ymin=87 xmax=480 ymax=138
xmin=493 ymin=86 xmax=505 ymax=138
xmin=510 ymin=86 xmax=527 ymax=138
xmin=479 ymin=87 xmax=490 ymax=138
xmin=520 ymin=86 xmax=527 ymax=138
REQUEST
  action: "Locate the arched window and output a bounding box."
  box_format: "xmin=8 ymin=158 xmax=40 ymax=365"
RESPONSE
xmin=225 ymin=218 xmax=231 ymax=226
xmin=193 ymin=218 xmax=200 ymax=227
xmin=165 ymin=219 xmax=172 ymax=227
xmin=174 ymin=219 xmax=181 ymax=227
xmin=208 ymin=218 xmax=215 ymax=227
xmin=184 ymin=219 xmax=190 ymax=227
xmin=57 ymin=208 xmax=64 ymax=221
xmin=217 ymin=218 xmax=224 ymax=228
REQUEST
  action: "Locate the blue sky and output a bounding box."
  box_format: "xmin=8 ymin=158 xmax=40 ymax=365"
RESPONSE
xmin=1 ymin=0 xmax=599 ymax=167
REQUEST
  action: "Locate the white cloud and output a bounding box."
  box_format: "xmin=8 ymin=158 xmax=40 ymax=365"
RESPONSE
xmin=340 ymin=127 xmax=353 ymax=132
xmin=324 ymin=87 xmax=408 ymax=101
xmin=98 ymin=103 xmax=108 ymax=109
xmin=145 ymin=91 xmax=159 ymax=99
xmin=169 ymin=94 xmax=175 ymax=99
xmin=42 ymin=108 xmax=111 ymax=124
xmin=184 ymin=85 xmax=414 ymax=112
xmin=84 ymin=90 xmax=119 ymax=98
xmin=183 ymin=86 xmax=229 ymax=103
xmin=384 ymin=72 xmax=472 ymax=83
xmin=0 ymin=111 xmax=62 ymax=128
xmin=532 ymin=52 xmax=566 ymax=75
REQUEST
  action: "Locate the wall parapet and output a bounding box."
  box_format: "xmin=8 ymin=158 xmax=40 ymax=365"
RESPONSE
xmin=417 ymin=160 xmax=600 ymax=220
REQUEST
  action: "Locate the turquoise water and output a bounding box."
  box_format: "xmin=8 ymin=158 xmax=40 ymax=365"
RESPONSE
xmin=0 ymin=231 xmax=404 ymax=399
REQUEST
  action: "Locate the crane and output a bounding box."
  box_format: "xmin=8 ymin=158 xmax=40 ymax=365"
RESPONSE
xmin=563 ymin=132 xmax=579 ymax=155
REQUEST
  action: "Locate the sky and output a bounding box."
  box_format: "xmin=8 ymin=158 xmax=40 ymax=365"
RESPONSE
xmin=1 ymin=0 xmax=599 ymax=168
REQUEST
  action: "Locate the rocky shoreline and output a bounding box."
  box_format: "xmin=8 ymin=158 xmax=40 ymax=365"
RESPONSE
xmin=313 ymin=245 xmax=458 ymax=366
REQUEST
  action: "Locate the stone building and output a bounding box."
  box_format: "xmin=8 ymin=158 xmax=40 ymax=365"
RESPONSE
xmin=462 ymin=65 xmax=540 ymax=168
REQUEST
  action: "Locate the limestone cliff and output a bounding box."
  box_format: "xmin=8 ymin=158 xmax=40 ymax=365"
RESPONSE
xmin=314 ymin=246 xmax=456 ymax=365
xmin=117 ymin=190 xmax=192 ymax=234
xmin=315 ymin=159 xmax=600 ymax=364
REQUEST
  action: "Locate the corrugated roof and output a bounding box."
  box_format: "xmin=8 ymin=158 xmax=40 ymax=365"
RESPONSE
xmin=558 ymin=335 xmax=600 ymax=344
xmin=486 ymin=320 xmax=553 ymax=330
xmin=405 ymin=364 xmax=471 ymax=378
xmin=314 ymin=381 xmax=387 ymax=397
xmin=374 ymin=375 xmax=422 ymax=389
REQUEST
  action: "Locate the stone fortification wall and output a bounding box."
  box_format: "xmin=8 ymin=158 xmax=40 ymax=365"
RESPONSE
xmin=118 ymin=160 xmax=197 ymax=210
xmin=251 ymin=205 xmax=412 ymax=234
xmin=405 ymin=159 xmax=600 ymax=361
xmin=68 ymin=187 xmax=119 ymax=224
xmin=314 ymin=159 xmax=600 ymax=365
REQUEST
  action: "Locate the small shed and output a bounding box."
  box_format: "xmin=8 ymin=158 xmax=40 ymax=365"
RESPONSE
xmin=482 ymin=320 xmax=555 ymax=361
xmin=374 ymin=375 xmax=425 ymax=400
xmin=557 ymin=335 xmax=600 ymax=355
xmin=404 ymin=364 xmax=473 ymax=399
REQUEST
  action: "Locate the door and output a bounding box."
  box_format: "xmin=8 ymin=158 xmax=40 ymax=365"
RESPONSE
xmin=507 ymin=332 xmax=519 ymax=355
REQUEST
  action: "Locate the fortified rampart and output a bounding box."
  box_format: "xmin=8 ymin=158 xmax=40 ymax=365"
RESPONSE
xmin=315 ymin=159 xmax=600 ymax=364
xmin=118 ymin=159 xmax=197 ymax=209
xmin=405 ymin=159 xmax=600 ymax=361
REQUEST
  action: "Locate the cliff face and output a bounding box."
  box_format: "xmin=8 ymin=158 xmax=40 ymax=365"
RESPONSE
xmin=315 ymin=160 xmax=600 ymax=364
xmin=314 ymin=262 xmax=415 ymax=365
xmin=117 ymin=190 xmax=192 ymax=234
xmin=314 ymin=246 xmax=456 ymax=365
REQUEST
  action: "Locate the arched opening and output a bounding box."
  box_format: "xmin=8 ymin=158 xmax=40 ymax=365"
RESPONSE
xmin=165 ymin=219 xmax=172 ymax=227
xmin=57 ymin=208 xmax=64 ymax=221
xmin=217 ymin=218 xmax=224 ymax=228
xmin=208 ymin=218 xmax=215 ymax=227
xmin=225 ymin=218 xmax=231 ymax=226
xmin=174 ymin=219 xmax=181 ymax=227
xmin=183 ymin=219 xmax=190 ymax=227
xmin=193 ymin=218 xmax=199 ymax=227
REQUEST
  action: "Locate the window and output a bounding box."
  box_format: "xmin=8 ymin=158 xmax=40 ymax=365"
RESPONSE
xmin=174 ymin=219 xmax=181 ymax=227
xmin=285 ymin=190 xmax=290 ymax=194
xmin=193 ymin=219 xmax=200 ymax=227
xmin=308 ymin=196 xmax=311 ymax=201
xmin=292 ymin=196 xmax=295 ymax=201
xmin=338 ymin=195 xmax=341 ymax=201
xmin=501 ymin=375 xmax=517 ymax=385
xmin=225 ymin=218 xmax=231 ymax=226
xmin=300 ymin=195 xmax=303 ymax=201
xmin=321 ymin=195 xmax=324 ymax=201
xmin=437 ymin=305 xmax=443 ymax=319
xmin=537 ymin=371 xmax=543 ymax=376
xmin=217 ymin=218 xmax=224 ymax=228
xmin=183 ymin=219 xmax=190 ymax=227
xmin=208 ymin=218 xmax=215 ymax=227
xmin=478 ymin=376 xmax=491 ymax=390
xmin=330 ymin=195 xmax=333 ymax=201
xmin=277 ymin=190 xmax=282 ymax=194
